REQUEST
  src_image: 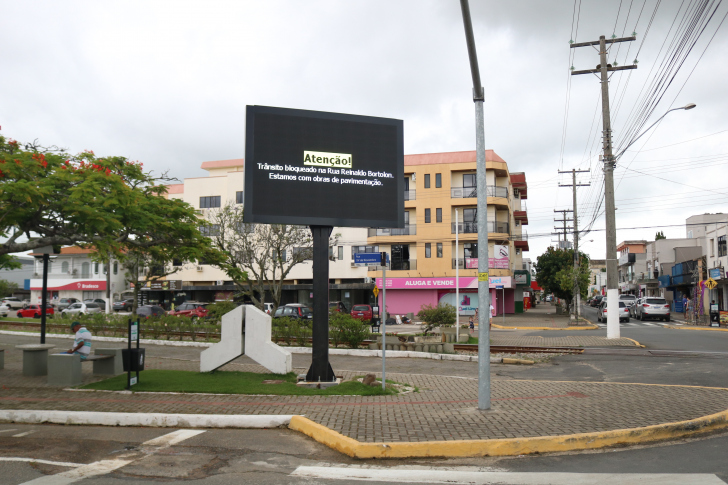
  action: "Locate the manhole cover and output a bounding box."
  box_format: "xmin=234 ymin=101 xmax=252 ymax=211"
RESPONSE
xmin=262 ymin=380 xmax=285 ymax=384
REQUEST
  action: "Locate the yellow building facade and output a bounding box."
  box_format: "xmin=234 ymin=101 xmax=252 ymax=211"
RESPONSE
xmin=367 ymin=150 xmax=529 ymax=317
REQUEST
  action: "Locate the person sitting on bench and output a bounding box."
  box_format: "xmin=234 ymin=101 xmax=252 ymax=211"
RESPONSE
xmin=64 ymin=321 xmax=92 ymax=361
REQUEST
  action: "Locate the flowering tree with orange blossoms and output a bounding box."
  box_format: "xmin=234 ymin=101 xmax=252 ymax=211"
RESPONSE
xmin=0 ymin=132 xmax=220 ymax=273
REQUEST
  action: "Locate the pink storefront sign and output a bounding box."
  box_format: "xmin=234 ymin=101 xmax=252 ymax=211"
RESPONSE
xmin=375 ymin=276 xmax=513 ymax=289
xmin=465 ymin=257 xmax=509 ymax=269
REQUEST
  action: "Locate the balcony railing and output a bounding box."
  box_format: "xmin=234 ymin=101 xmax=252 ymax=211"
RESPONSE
xmin=450 ymin=185 xmax=509 ymax=199
xmin=368 ymin=260 xmax=417 ymax=271
xmin=367 ymin=225 xmax=417 ymax=237
xmin=404 ymin=190 xmax=416 ymax=201
xmin=451 ymin=221 xmax=510 ymax=234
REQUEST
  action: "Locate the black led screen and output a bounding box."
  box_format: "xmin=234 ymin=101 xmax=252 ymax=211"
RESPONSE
xmin=243 ymin=106 xmax=404 ymax=228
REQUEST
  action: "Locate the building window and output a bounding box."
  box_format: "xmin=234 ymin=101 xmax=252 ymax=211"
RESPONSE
xmin=172 ymin=259 xmax=182 ymax=267
xmin=236 ymin=191 xmax=244 ymax=204
xmin=424 ymin=174 xmax=430 ymax=188
xmin=113 ymin=262 xmax=118 ymax=275
xmin=272 ymin=249 xmax=288 ymax=261
xmin=293 ymin=247 xmax=313 ymax=260
xmin=200 ymin=224 xmax=220 ymax=237
xmin=463 ymin=173 xmax=476 ymax=187
xmin=94 ymin=262 xmax=99 ymax=274
xmin=81 ymin=262 xmax=90 ymax=278
xmin=425 ymin=208 xmax=431 ymax=223
xmin=352 ymin=245 xmax=379 ymax=257
xmin=719 ymin=236 xmax=727 ymax=257
xmin=436 ymin=208 xmax=442 ymax=223
xmin=435 ymin=173 xmax=442 ymax=188
xmin=83 ymin=291 xmax=102 ymax=300
xmin=710 ymin=239 xmax=715 ymax=257
xmin=437 ymin=243 xmax=443 ymax=258
xmin=199 ymin=196 xmax=221 ymax=208
xmin=61 ymin=261 xmax=69 ymax=273
xmin=338 ymin=246 xmax=344 ymax=260
xmin=425 ymin=243 xmax=432 ymax=258
xmin=391 ymin=244 xmax=411 ymax=270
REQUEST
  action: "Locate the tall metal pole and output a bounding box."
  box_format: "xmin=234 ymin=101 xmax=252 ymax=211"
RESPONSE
xmin=381 ymin=251 xmax=387 ymax=391
xmin=455 ymin=208 xmax=460 ymax=343
xmin=459 ymin=0 xmax=491 ymax=410
xmin=305 ymin=225 xmax=336 ymax=382
xmin=573 ymin=169 xmax=580 ymax=323
xmin=40 ymin=254 xmax=49 ymax=344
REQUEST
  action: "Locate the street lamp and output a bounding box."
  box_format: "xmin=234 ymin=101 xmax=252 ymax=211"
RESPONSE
xmin=614 ymin=104 xmax=696 ymax=161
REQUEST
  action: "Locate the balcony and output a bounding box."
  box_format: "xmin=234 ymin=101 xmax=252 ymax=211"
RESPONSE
xmin=404 ymin=190 xmax=416 ymax=201
xmin=368 ymin=224 xmax=417 ymax=237
xmin=513 ymin=210 xmax=528 ymax=225
xmin=451 ymin=185 xmax=509 ymax=199
xmin=513 ymin=232 xmax=529 ymax=251
xmin=369 ymin=260 xmax=417 ymax=271
xmin=451 ymin=221 xmax=510 ymax=235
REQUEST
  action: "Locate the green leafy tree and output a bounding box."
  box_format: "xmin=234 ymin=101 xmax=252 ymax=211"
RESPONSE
xmin=0 ymin=278 xmax=18 ymax=297
xmin=0 ymin=133 xmax=207 ymax=258
xmin=417 ymin=303 xmax=456 ymax=335
xmin=329 ymin=311 xmax=371 ymax=349
xmin=535 ymin=248 xmax=590 ymax=311
xmin=655 ymin=231 xmax=666 ymax=240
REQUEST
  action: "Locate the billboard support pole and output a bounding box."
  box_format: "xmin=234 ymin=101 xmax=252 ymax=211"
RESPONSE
xmin=306 ymin=225 xmax=336 ymax=382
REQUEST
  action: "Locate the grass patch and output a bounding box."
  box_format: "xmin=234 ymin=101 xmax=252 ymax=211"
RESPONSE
xmin=81 ymin=369 xmax=397 ymax=396
xmin=467 ymin=336 xmax=478 ymax=344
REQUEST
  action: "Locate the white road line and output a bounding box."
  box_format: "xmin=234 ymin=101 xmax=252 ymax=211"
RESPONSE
xmin=0 ymin=429 xmax=18 ymax=434
xmin=17 ymin=429 xmax=206 ymax=485
xmin=13 ymin=431 xmax=36 ymax=437
xmin=0 ymin=457 xmax=83 ymax=468
xmin=290 ymin=466 xmax=726 ymax=484
xmin=141 ymin=429 xmax=206 ymax=448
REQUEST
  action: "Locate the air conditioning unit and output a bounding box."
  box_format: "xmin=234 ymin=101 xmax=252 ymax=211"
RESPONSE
xmin=216 ymin=280 xmax=224 ymax=286
xmin=365 ymin=277 xmax=374 ymax=284
xmin=196 ymin=266 xmax=203 ymax=272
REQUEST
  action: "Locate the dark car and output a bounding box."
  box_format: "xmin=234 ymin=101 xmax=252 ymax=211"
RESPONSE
xmin=590 ymin=295 xmax=603 ymax=307
xmin=135 ymin=305 xmax=166 ymax=319
xmin=113 ymin=299 xmax=135 ymax=312
xmin=329 ymin=301 xmax=348 ymax=313
xmin=168 ymin=302 xmax=208 ymax=319
xmin=274 ymin=304 xmax=312 ymax=320
xmin=350 ymin=304 xmax=373 ymax=323
xmin=83 ymin=298 xmax=107 ymax=310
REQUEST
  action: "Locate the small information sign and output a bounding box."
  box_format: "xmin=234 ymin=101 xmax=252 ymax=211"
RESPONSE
xmin=130 ymin=377 xmax=138 ymax=386
xmin=478 ymin=272 xmax=489 ymax=282
xmin=373 ymin=287 xmax=379 ymax=298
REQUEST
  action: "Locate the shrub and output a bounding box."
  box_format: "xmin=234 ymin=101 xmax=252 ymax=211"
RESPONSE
xmin=417 ymin=303 xmax=456 ymax=335
xmin=330 ymin=312 xmax=371 ymax=349
xmin=205 ymin=299 xmax=238 ymax=324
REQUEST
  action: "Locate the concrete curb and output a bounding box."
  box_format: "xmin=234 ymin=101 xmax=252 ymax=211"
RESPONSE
xmin=491 ymin=323 xmax=599 ymax=331
xmin=665 ymin=325 xmax=728 ymax=332
xmin=0 ymin=410 xmax=294 ymax=428
xmin=623 ymin=337 xmax=646 ymax=348
xmin=0 ymin=330 xmax=213 ymax=348
xmin=289 ymin=406 xmax=728 ymax=459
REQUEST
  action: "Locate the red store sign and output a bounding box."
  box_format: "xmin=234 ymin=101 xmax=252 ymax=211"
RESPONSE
xmin=30 ymin=280 xmax=107 ymax=291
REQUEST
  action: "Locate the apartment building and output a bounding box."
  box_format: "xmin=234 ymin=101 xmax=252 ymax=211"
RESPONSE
xmin=366 ymin=150 xmax=529 ymax=317
xmin=617 ymin=240 xmax=647 ymax=295
xmin=687 ymin=213 xmax=727 ymax=311
xmin=165 ymin=159 xmax=374 ymax=309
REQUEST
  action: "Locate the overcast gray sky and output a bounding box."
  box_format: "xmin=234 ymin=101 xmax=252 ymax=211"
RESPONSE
xmin=2 ymin=0 xmax=727 ymax=262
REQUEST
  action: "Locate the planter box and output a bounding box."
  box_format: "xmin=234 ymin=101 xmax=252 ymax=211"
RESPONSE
xmin=377 ymin=336 xmax=405 ymax=345
xmin=413 ymin=335 xmax=442 ymax=344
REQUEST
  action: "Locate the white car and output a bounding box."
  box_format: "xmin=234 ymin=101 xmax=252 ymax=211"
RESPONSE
xmin=0 ymin=304 xmax=10 ymax=317
xmin=1 ymin=297 xmax=25 ymax=310
xmin=61 ymin=302 xmax=103 ymax=316
xmin=635 ymin=297 xmax=671 ymax=322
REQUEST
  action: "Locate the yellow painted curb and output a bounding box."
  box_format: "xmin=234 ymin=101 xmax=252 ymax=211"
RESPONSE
xmin=665 ymin=325 xmax=728 ymax=332
xmin=623 ymin=337 xmax=646 ymax=348
xmin=289 ymin=407 xmax=728 ymax=459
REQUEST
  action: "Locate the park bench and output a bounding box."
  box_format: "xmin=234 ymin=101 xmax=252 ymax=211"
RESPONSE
xmin=15 ymin=344 xmax=56 ymax=376
xmin=47 ymin=348 xmax=124 ymax=387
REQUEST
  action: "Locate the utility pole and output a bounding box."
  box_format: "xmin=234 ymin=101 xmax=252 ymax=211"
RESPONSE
xmin=554 ymin=209 xmax=573 ymax=249
xmin=571 ymin=34 xmax=636 ymax=338
xmin=459 ymin=0 xmax=491 ymax=410
xmin=559 ymin=169 xmax=590 ymax=322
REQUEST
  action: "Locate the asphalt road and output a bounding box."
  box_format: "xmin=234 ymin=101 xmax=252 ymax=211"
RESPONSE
xmin=4 ymin=306 xmax=728 ymax=483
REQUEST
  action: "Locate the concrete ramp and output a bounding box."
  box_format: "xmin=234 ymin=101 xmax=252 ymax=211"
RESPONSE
xmin=200 ymin=305 xmax=291 ymax=374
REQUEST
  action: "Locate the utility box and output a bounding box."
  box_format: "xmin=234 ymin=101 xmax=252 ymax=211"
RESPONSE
xmin=122 ymin=348 xmax=146 ymax=372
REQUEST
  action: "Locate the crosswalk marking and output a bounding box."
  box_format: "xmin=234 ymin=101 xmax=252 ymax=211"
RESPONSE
xmin=12 ymin=431 xmax=36 ymax=438
xmin=594 ymin=321 xmax=668 ymax=328
xmin=290 ymin=465 xmax=726 ymax=484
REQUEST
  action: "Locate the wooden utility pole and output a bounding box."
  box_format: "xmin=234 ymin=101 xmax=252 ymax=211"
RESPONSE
xmin=571 ymin=34 xmax=636 ymax=338
xmin=559 ymin=169 xmax=590 ymax=321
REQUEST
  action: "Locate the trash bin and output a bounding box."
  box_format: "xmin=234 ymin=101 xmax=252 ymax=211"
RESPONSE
xmin=370 ymin=318 xmax=381 ymax=333
xmin=122 ymin=348 xmax=146 ymax=372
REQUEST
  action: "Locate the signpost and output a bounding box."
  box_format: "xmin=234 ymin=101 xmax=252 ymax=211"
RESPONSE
xmin=124 ymin=319 xmax=144 ymax=390
xmin=496 ymin=285 xmax=505 ymax=326
xmin=244 ymin=106 xmax=404 ymax=383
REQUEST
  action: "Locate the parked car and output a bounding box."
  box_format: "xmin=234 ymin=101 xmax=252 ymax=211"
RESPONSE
xmin=17 ymin=305 xmax=55 ymax=319
xmin=0 ymin=304 xmax=9 ymax=317
xmin=168 ymin=302 xmax=208 ymax=319
xmin=590 ymin=295 xmax=604 ymax=307
xmin=619 ymin=294 xmax=638 ymax=311
xmin=1 ymin=297 xmax=25 ymax=310
xmin=83 ymin=298 xmax=107 ymax=310
xmin=350 ymin=304 xmax=373 ymax=323
xmin=274 ymin=303 xmax=313 ymax=320
xmin=55 ymin=298 xmax=80 ymax=311
xmin=597 ymin=300 xmax=630 ymax=323
xmin=635 ymin=297 xmax=671 ymax=321
xmin=61 ymin=302 xmax=103 ymax=316
xmin=329 ymin=301 xmax=348 ymax=313
xmin=545 ymin=295 xmax=553 ymax=302
xmin=135 ymin=305 xmax=166 ymax=319
xmin=113 ymin=299 xmax=135 ymax=312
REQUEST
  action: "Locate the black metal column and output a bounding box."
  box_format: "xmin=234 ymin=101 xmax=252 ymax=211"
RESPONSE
xmin=305 ymin=225 xmax=335 ymax=382
xmin=40 ymin=254 xmax=49 ymax=344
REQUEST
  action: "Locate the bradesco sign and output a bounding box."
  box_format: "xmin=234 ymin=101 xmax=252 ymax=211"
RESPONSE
xmin=244 ymin=106 xmax=404 ymax=227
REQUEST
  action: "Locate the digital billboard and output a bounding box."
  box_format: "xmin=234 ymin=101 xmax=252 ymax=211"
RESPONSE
xmin=243 ymin=106 xmax=404 ymax=227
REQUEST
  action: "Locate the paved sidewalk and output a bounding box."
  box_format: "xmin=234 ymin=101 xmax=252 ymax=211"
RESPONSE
xmin=492 ymin=303 xmax=595 ymax=329
xmin=1 ymin=334 xmax=724 ymax=445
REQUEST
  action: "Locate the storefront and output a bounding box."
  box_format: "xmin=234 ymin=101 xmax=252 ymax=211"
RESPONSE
xmin=375 ymin=276 xmax=515 ymax=317
xmin=30 ymin=280 xmax=107 ymax=303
